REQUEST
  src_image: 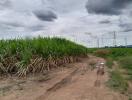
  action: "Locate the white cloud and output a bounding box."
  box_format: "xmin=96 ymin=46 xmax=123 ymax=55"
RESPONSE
xmin=0 ymin=0 xmax=132 ymax=47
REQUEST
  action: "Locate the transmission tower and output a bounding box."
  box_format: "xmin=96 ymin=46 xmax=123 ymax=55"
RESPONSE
xmin=125 ymin=37 xmax=127 ymax=47
xmin=113 ymin=31 xmax=117 ymax=47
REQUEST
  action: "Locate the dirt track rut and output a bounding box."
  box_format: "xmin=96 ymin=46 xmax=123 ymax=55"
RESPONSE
xmin=0 ymin=56 xmax=128 ymax=100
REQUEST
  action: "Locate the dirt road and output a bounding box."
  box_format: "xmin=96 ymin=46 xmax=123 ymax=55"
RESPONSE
xmin=0 ymin=56 xmax=128 ymax=100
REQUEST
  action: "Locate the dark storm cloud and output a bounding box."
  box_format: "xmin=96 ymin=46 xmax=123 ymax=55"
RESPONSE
xmin=119 ymin=23 xmax=128 ymax=28
xmin=33 ymin=10 xmax=57 ymax=21
xmin=86 ymin=0 xmax=132 ymax=15
xmin=99 ymin=20 xmax=111 ymax=24
xmin=130 ymin=11 xmax=132 ymax=15
xmin=0 ymin=20 xmax=23 ymax=31
xmin=3 ymin=22 xmax=24 ymax=28
xmin=28 ymin=25 xmax=44 ymax=31
xmin=119 ymin=22 xmax=132 ymax=32
xmin=0 ymin=0 xmax=11 ymax=9
xmin=123 ymin=28 xmax=132 ymax=32
xmin=0 ymin=20 xmax=45 ymax=32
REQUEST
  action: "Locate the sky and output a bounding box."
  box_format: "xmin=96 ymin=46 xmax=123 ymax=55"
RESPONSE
xmin=0 ymin=0 xmax=132 ymax=47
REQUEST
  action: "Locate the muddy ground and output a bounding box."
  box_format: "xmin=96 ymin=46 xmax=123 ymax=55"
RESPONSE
xmin=0 ymin=56 xmax=128 ymax=100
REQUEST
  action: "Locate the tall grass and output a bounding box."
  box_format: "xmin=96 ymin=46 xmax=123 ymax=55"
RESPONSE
xmin=106 ymin=58 xmax=114 ymax=69
xmin=0 ymin=37 xmax=88 ymax=76
xmin=107 ymin=70 xmax=128 ymax=93
xmin=119 ymin=56 xmax=132 ymax=70
xmin=94 ymin=48 xmax=132 ymax=94
xmin=94 ymin=48 xmax=132 ymax=75
xmin=94 ymin=48 xmax=132 ymax=59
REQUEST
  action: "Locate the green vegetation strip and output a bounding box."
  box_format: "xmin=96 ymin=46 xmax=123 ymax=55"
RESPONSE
xmin=0 ymin=37 xmax=88 ymax=76
xmin=94 ymin=48 xmax=132 ymax=98
xmin=107 ymin=70 xmax=128 ymax=94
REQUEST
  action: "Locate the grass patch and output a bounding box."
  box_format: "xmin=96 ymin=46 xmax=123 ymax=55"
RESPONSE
xmin=118 ymin=56 xmax=132 ymax=81
xmin=94 ymin=49 xmax=110 ymax=58
xmin=129 ymin=96 xmax=132 ymax=100
xmin=93 ymin=48 xmax=132 ymax=96
xmin=107 ymin=70 xmax=128 ymax=94
xmin=94 ymin=48 xmax=132 ymax=60
xmin=119 ymin=56 xmax=132 ymax=70
xmin=106 ymin=58 xmax=114 ymax=69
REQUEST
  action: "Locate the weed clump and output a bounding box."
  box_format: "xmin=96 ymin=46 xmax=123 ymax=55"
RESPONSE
xmin=107 ymin=70 xmax=128 ymax=94
xmin=106 ymin=58 xmax=114 ymax=69
xmin=119 ymin=56 xmax=132 ymax=70
xmin=94 ymin=49 xmax=110 ymax=58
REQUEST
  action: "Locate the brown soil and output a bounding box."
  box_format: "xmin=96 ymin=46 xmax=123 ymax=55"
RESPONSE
xmin=0 ymin=56 xmax=128 ymax=100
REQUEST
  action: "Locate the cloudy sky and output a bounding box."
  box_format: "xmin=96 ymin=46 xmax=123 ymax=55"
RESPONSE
xmin=0 ymin=0 xmax=132 ymax=47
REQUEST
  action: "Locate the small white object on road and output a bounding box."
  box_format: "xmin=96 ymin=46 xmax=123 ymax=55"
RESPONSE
xmin=100 ymin=62 xmax=105 ymax=65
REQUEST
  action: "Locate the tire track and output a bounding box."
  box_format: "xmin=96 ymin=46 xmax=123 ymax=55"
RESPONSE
xmin=37 ymin=68 xmax=79 ymax=100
